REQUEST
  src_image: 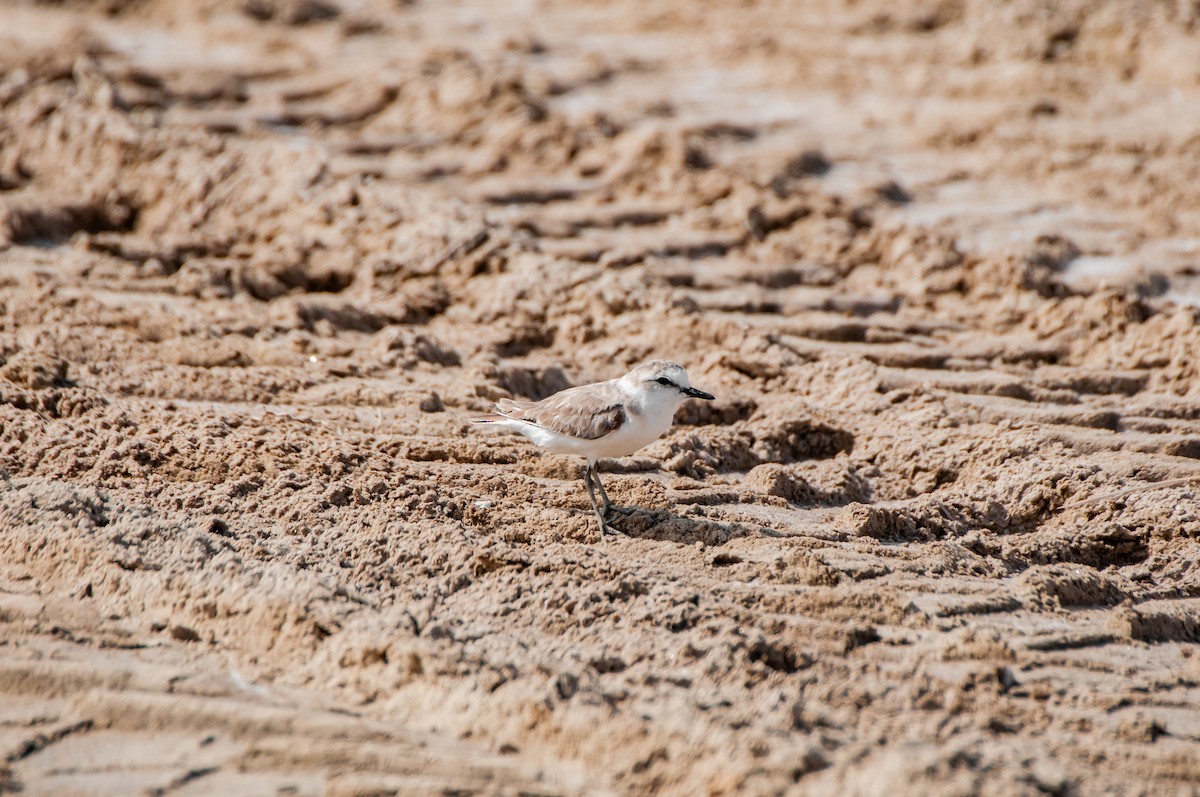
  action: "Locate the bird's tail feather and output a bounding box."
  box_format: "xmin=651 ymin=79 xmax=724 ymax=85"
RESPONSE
xmin=471 ymin=414 xmax=505 ymax=424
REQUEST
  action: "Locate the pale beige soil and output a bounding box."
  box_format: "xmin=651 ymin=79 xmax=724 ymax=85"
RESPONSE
xmin=2 ymin=1 xmax=1200 ymax=795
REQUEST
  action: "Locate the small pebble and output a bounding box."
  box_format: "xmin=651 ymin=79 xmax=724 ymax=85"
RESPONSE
xmin=169 ymin=624 xmax=201 ymax=642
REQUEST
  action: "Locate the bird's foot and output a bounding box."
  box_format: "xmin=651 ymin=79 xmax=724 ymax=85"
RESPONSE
xmin=592 ymin=509 xmax=624 ymax=536
xmin=603 ymin=504 xmax=635 ymax=517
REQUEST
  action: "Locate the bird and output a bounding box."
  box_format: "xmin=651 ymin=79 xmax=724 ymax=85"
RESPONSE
xmin=472 ymin=360 xmax=715 ymax=534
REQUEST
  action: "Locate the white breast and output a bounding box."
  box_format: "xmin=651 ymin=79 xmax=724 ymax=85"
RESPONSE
xmin=589 ymin=394 xmax=677 ymax=459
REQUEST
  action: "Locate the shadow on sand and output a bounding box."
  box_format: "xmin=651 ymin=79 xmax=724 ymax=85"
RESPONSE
xmin=602 ymin=506 xmax=777 ymax=546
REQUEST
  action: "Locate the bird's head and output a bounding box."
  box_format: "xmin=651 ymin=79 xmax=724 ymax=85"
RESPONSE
xmin=623 ymin=360 xmax=715 ymax=404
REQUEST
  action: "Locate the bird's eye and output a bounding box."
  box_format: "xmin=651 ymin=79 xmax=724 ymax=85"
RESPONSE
xmin=656 ymin=377 xmax=672 ymax=386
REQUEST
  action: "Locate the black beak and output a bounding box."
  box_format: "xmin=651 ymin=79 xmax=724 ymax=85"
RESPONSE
xmin=682 ymin=386 xmax=715 ymax=401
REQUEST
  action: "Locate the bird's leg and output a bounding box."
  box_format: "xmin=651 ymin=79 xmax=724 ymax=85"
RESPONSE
xmin=583 ymin=464 xmax=618 ymax=535
xmin=591 ymin=465 xmax=633 ymax=516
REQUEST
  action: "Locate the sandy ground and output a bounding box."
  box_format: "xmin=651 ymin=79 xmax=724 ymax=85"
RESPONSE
xmin=2 ymin=0 xmax=1200 ymax=794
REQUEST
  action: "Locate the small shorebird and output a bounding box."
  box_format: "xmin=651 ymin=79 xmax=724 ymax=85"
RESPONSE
xmin=472 ymin=360 xmax=715 ymax=534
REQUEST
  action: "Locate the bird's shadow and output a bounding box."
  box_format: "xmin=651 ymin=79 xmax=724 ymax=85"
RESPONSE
xmin=602 ymin=506 xmax=765 ymax=546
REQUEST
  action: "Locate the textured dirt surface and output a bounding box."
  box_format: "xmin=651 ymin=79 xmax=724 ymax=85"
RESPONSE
xmin=2 ymin=0 xmax=1200 ymax=794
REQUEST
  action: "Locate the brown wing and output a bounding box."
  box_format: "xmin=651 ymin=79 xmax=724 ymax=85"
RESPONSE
xmin=495 ymin=385 xmax=627 ymax=441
